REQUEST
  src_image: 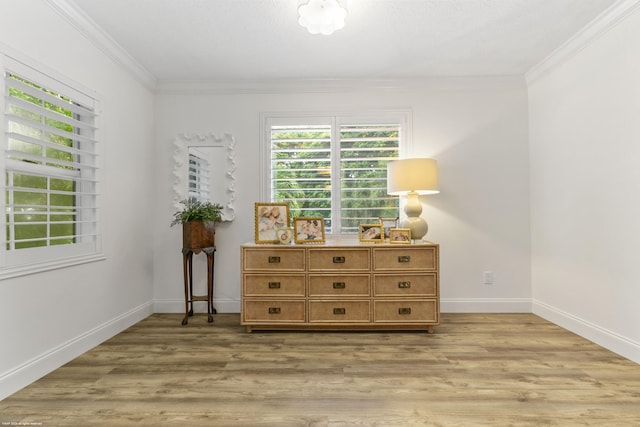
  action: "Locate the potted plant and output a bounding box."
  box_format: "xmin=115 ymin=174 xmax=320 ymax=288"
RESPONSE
xmin=171 ymin=198 xmax=223 ymax=250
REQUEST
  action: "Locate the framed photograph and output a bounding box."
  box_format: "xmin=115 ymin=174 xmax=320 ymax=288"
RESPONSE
xmin=389 ymin=228 xmax=411 ymax=244
xmin=359 ymin=223 xmax=384 ymax=243
xmin=379 ymin=217 xmax=399 ymax=239
xmin=255 ymin=202 xmax=290 ymax=244
xmin=294 ymin=218 xmax=326 ymax=243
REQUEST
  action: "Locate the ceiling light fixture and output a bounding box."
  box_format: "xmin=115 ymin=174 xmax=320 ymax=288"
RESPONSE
xmin=298 ymin=0 xmax=347 ymax=35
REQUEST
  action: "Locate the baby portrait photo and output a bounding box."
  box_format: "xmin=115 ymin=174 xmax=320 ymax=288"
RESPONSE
xmin=254 ymin=202 xmax=290 ymax=243
xmin=294 ymin=217 xmax=326 ymax=243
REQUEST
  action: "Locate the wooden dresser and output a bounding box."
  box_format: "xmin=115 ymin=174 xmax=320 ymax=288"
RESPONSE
xmin=241 ymin=241 xmax=439 ymax=333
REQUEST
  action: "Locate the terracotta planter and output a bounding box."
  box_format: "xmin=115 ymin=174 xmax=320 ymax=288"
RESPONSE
xmin=182 ymin=221 xmax=215 ymax=250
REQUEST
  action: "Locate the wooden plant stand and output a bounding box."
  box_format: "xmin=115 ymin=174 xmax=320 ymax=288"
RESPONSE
xmin=181 ymin=246 xmax=216 ymax=325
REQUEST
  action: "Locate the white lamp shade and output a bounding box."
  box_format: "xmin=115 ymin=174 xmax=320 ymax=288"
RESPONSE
xmin=387 ymin=158 xmax=440 ymax=195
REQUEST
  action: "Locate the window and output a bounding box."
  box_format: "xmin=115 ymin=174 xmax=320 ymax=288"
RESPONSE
xmin=262 ymin=113 xmax=410 ymax=237
xmin=1 ymin=55 xmax=101 ymax=275
xmin=188 ymin=152 xmax=210 ymax=202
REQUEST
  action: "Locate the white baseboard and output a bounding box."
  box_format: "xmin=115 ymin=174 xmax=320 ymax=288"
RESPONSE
xmin=533 ymin=300 xmax=640 ymax=364
xmin=0 ymin=302 xmax=153 ymax=401
xmin=153 ymin=298 xmax=240 ymax=314
xmin=441 ymin=298 xmax=532 ymax=313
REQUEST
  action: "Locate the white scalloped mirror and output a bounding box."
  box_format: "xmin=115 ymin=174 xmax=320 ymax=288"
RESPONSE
xmin=173 ymin=133 xmax=236 ymax=221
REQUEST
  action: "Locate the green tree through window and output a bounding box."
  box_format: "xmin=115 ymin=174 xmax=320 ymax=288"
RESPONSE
xmin=6 ymin=75 xmax=76 ymax=249
xmin=268 ymin=117 xmax=404 ymax=236
xmin=4 ymin=69 xmax=97 ymax=254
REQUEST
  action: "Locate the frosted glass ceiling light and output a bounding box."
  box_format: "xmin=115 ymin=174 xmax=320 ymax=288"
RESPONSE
xmin=298 ymin=0 xmax=347 ymax=35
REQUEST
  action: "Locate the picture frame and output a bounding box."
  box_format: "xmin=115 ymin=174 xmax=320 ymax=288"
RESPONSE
xmin=359 ymin=223 xmax=384 ymax=243
xmin=389 ymin=228 xmax=411 ymax=244
xmin=254 ymin=202 xmax=290 ymax=244
xmin=293 ymin=217 xmax=326 ymax=243
xmin=379 ymin=217 xmax=399 ymax=239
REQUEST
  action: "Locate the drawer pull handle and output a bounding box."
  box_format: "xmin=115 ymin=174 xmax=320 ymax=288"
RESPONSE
xmin=333 ymin=256 xmax=345 ymax=264
xmin=398 ymin=307 xmax=412 ymax=315
xmin=398 ymin=281 xmax=411 ymax=289
xmin=398 ymin=255 xmax=411 ymax=263
xmin=268 ymin=282 xmax=281 ymax=289
xmin=333 ymin=282 xmax=346 ymax=289
xmin=268 ymin=307 xmax=281 ymax=314
xmin=268 ymin=256 xmax=281 ymax=263
xmin=333 ymin=307 xmax=346 ymax=315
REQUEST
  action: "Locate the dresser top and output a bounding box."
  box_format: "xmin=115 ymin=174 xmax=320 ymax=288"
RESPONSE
xmin=242 ymin=240 xmax=438 ymax=248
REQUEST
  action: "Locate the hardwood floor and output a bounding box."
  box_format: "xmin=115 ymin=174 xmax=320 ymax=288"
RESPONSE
xmin=2 ymin=313 xmax=640 ymax=426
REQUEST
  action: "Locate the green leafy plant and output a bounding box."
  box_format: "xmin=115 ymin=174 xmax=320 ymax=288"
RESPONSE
xmin=171 ymin=198 xmax=223 ymax=226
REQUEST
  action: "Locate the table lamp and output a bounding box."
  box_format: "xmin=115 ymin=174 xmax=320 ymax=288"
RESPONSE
xmin=387 ymin=158 xmax=440 ymax=241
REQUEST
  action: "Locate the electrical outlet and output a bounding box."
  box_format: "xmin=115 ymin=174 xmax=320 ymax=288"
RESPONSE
xmin=483 ymin=271 xmax=494 ymax=285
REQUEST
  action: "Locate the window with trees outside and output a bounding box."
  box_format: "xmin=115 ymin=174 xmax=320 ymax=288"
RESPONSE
xmin=262 ymin=113 xmax=409 ymax=237
xmin=1 ymin=55 xmax=101 ymax=276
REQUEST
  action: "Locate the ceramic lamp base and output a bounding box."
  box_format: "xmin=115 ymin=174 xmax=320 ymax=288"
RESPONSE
xmin=402 ymin=191 xmax=428 ymax=241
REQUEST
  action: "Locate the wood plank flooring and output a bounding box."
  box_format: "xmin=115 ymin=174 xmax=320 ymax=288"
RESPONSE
xmin=2 ymin=313 xmax=640 ymax=426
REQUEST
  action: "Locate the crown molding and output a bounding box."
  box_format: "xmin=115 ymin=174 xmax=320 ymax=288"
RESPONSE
xmin=156 ymin=75 xmax=526 ymax=95
xmin=526 ymin=0 xmax=640 ymax=85
xmin=45 ymin=0 xmax=157 ymax=91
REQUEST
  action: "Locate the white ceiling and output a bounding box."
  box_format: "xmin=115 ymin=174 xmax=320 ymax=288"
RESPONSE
xmin=68 ymin=0 xmax=618 ymax=84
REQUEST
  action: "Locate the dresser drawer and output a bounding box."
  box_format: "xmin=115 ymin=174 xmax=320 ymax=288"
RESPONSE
xmin=309 ymin=274 xmax=370 ymax=297
xmin=372 ymin=246 xmax=437 ymax=271
xmin=243 ymin=300 xmax=305 ymax=322
xmin=373 ymin=273 xmax=437 ymax=297
xmin=308 ymin=248 xmax=370 ymax=271
xmin=242 ymin=248 xmax=305 ymax=271
xmin=309 ymin=300 xmax=370 ymax=322
xmin=374 ymin=300 xmax=438 ymax=323
xmin=244 ymin=274 xmax=305 ymax=297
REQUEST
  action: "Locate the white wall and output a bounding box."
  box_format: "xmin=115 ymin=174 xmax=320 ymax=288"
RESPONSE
xmin=0 ymin=0 xmax=156 ymax=399
xmin=529 ymin=7 xmax=640 ymax=363
xmin=153 ymin=80 xmax=532 ymax=315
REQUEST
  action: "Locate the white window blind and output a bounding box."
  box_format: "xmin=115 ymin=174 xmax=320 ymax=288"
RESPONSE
xmin=188 ymin=153 xmax=210 ymax=202
xmin=2 ymin=56 xmax=101 ymax=272
xmin=271 ymin=123 xmax=333 ymax=229
xmin=267 ymin=114 xmax=406 ymax=237
xmin=339 ymin=123 xmax=401 ymax=234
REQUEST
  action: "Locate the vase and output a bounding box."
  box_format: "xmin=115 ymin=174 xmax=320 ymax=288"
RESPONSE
xmin=182 ymin=221 xmax=216 ymax=250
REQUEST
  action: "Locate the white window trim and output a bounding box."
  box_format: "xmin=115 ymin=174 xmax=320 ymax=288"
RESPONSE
xmin=0 ymin=51 xmax=105 ymax=280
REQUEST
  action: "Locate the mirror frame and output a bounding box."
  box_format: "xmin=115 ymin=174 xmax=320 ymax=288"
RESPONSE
xmin=172 ymin=133 xmax=236 ymax=221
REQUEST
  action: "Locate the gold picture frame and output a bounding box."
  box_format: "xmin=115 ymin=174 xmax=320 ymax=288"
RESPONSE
xmin=359 ymin=223 xmax=384 ymax=243
xmin=389 ymin=228 xmax=411 ymax=244
xmin=293 ymin=217 xmax=326 ymax=243
xmin=254 ymin=202 xmax=290 ymax=244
